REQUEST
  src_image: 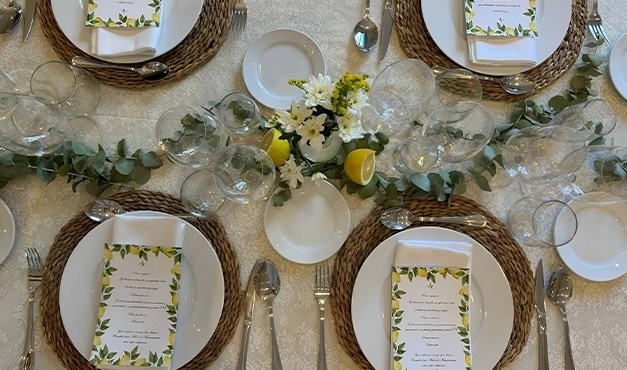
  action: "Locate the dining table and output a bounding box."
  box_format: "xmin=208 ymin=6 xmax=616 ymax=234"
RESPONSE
xmin=0 ymin=0 xmax=625 ymax=368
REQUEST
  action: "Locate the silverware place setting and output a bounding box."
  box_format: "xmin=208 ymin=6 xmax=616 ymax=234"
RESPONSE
xmin=20 ymin=248 xmax=43 ymax=370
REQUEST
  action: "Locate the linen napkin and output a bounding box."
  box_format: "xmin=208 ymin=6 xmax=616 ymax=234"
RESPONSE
xmin=465 ymin=0 xmax=539 ymax=67
xmin=111 ymin=213 xmax=186 ymax=246
xmin=391 ymin=239 xmax=473 ymax=369
xmin=91 ymin=28 xmax=162 ymax=58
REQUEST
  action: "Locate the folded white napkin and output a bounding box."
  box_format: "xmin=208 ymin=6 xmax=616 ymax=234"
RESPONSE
xmin=111 ymin=213 xmax=186 ymax=247
xmin=91 ymin=28 xmax=161 ymax=58
xmin=394 ymin=239 xmax=472 ymax=267
xmin=467 ymin=35 xmax=538 ymax=67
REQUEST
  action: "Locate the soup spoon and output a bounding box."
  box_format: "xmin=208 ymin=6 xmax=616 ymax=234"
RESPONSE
xmin=547 ymin=267 xmax=575 ymax=370
xmin=84 ymin=199 xmax=194 ymax=222
xmin=432 ymin=66 xmax=536 ymax=95
xmin=0 ymin=0 xmax=22 ymax=34
xmin=380 ymin=206 xmax=489 ymax=230
xmin=71 ymin=56 xmax=171 ymax=81
xmin=353 ymin=0 xmax=378 ymax=52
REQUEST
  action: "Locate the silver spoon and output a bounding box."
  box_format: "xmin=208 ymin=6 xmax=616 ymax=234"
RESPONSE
xmin=255 ymin=260 xmax=283 ymax=370
xmin=432 ymin=66 xmax=536 ymax=95
xmin=0 ymin=0 xmax=22 ymax=34
xmin=380 ymin=206 xmax=489 ymax=230
xmin=547 ymin=267 xmax=575 ymax=370
xmin=353 ymin=0 xmax=378 ymax=52
xmin=71 ymin=56 xmax=171 ymax=81
xmin=84 ymin=199 xmax=195 ymax=222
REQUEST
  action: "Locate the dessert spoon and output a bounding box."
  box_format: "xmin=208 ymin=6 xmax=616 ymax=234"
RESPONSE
xmin=380 ymin=206 xmax=489 ymax=230
xmin=255 ymin=260 xmax=283 ymax=370
xmin=432 ymin=66 xmax=536 ymax=95
xmin=0 ymin=0 xmax=22 ymax=34
xmin=353 ymin=0 xmax=378 ymax=52
xmin=71 ymin=56 xmax=171 ymax=81
xmin=84 ymin=199 xmax=194 ymax=222
xmin=548 ymin=267 xmax=575 ymax=370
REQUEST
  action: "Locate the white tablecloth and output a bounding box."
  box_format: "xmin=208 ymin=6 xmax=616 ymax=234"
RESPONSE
xmin=0 ymin=0 xmax=625 ymax=369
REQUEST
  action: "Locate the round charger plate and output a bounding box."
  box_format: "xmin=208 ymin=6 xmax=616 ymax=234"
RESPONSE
xmin=556 ymin=192 xmax=627 ymax=281
xmin=51 ymin=0 xmax=204 ymax=64
xmin=0 ymin=198 xmax=16 ymax=265
xmin=243 ymin=29 xmax=326 ymax=110
xmin=59 ymin=211 xmax=224 ymax=369
xmin=421 ymin=0 xmax=572 ymax=76
xmin=352 ymin=226 xmax=513 ymax=370
xmin=609 ymin=33 xmax=627 ymax=100
xmin=263 ymin=179 xmax=350 ymax=264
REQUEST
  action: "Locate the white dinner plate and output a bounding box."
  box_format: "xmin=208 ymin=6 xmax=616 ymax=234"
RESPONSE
xmin=609 ymin=33 xmax=627 ymax=100
xmin=0 ymin=198 xmax=16 ymax=265
xmin=352 ymin=226 xmax=513 ymax=370
xmin=422 ymin=0 xmax=571 ymax=76
xmin=264 ymin=179 xmax=350 ymax=264
xmin=243 ymin=29 xmax=326 ymax=110
xmin=59 ymin=211 xmax=224 ymax=369
xmin=556 ymin=193 xmax=627 ymax=281
xmin=51 ymin=0 xmax=204 ymax=64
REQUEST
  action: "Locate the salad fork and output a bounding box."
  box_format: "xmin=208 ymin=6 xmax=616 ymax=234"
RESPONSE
xmin=314 ymin=263 xmax=330 ymax=370
xmin=20 ymin=248 xmax=43 ymax=370
xmin=231 ymin=0 xmax=247 ymax=32
xmin=588 ymin=0 xmax=609 ymax=44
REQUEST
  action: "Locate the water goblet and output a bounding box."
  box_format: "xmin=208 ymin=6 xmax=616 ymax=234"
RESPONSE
xmin=180 ymin=169 xmax=232 ymax=219
xmin=431 ymin=67 xmax=483 ymax=114
xmin=155 ymin=105 xmax=228 ymax=168
xmin=212 ymin=143 xmax=276 ymax=204
xmin=30 ymin=60 xmax=101 ymax=117
xmin=552 ymin=98 xmax=616 ymax=141
xmin=392 ymin=133 xmax=440 ymax=175
xmin=218 ymin=92 xmax=261 ymax=137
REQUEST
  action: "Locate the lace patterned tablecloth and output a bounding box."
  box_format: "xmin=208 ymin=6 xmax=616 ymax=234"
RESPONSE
xmin=0 ymin=0 xmax=626 ymax=368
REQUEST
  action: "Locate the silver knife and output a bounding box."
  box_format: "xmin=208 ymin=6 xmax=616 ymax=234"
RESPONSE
xmin=237 ymin=259 xmax=262 ymax=370
xmin=379 ymin=0 xmax=393 ymax=61
xmin=534 ymin=259 xmax=549 ymax=370
xmin=22 ymin=0 xmax=36 ymax=42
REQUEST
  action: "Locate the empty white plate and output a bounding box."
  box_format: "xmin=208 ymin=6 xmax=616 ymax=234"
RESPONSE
xmin=243 ymin=29 xmax=326 ymax=110
xmin=263 ymin=179 xmax=350 ymax=264
xmin=0 ymin=198 xmax=15 ymax=265
xmin=609 ymin=33 xmax=627 ymax=100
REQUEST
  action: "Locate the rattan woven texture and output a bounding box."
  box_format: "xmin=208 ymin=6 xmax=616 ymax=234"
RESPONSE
xmin=330 ymin=196 xmax=534 ymax=369
xmin=38 ymin=0 xmax=233 ymax=89
xmin=40 ymin=190 xmax=243 ymax=369
xmin=395 ymin=0 xmax=587 ymax=101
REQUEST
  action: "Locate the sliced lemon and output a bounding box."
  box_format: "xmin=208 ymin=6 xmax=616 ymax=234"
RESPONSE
xmin=344 ymin=148 xmax=375 ymax=185
xmin=260 ymin=128 xmax=291 ymax=167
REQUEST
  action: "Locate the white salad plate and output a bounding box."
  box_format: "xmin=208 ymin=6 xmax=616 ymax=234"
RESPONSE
xmin=422 ymin=0 xmax=571 ymax=76
xmin=59 ymin=211 xmax=224 ymax=369
xmin=352 ymin=226 xmax=513 ymax=370
xmin=243 ymin=29 xmax=326 ymax=110
xmin=264 ymin=179 xmax=350 ymax=264
xmin=556 ymin=193 xmax=627 ymax=281
xmin=0 ymin=198 xmax=16 ymax=265
xmin=51 ymin=0 xmax=204 ymax=64
xmin=609 ymin=33 xmax=627 ymax=100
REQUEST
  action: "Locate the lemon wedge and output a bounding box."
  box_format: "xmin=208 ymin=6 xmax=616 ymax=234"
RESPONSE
xmin=344 ymin=148 xmax=375 ymax=185
xmin=260 ymin=128 xmax=291 ymax=167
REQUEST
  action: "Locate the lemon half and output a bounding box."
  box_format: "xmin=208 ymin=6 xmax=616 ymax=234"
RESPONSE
xmin=260 ymin=128 xmax=291 ymax=167
xmin=344 ymin=148 xmax=375 ymax=185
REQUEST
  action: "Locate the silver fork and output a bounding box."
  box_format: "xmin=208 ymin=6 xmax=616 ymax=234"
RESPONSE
xmin=588 ymin=0 xmax=609 ymax=44
xmin=314 ymin=263 xmax=330 ymax=370
xmin=231 ymin=0 xmax=248 ymax=32
xmin=20 ymin=248 xmax=43 ymax=370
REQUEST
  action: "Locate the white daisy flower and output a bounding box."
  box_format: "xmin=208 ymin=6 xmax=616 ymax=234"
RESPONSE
xmin=276 ymin=100 xmax=312 ymax=133
xmin=302 ymin=74 xmax=334 ymax=109
xmin=311 ymin=172 xmax=328 ymax=186
xmin=347 ymin=89 xmax=369 ymax=114
xmin=296 ymin=114 xmax=327 ymax=149
xmin=337 ymin=115 xmax=365 ymax=142
xmin=279 ymin=154 xmax=305 ymax=188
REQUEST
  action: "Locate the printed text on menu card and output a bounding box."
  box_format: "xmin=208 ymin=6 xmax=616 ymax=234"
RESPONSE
xmin=89 ymin=244 xmax=181 ymax=369
xmin=391 ymin=267 xmax=471 ymax=370
xmin=465 ymin=0 xmax=538 ymax=37
xmin=86 ymin=0 xmax=162 ymax=27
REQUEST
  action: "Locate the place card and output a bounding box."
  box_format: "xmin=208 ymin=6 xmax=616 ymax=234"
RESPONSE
xmin=89 ymin=243 xmax=182 ymax=369
xmin=391 ymin=240 xmax=472 ymax=370
xmin=86 ymin=0 xmax=162 ymax=28
xmin=465 ymin=0 xmax=538 ymax=38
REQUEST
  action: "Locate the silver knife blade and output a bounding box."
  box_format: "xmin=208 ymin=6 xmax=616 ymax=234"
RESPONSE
xmin=22 ymin=0 xmax=36 ymax=42
xmin=237 ymin=259 xmax=262 ymax=370
xmin=534 ymin=259 xmax=549 ymax=370
xmin=379 ymin=0 xmax=393 ymax=61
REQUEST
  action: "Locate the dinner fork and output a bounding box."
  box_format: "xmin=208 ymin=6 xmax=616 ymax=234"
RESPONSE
xmin=231 ymin=0 xmax=248 ymax=32
xmin=20 ymin=248 xmax=43 ymax=370
xmin=588 ymin=0 xmax=609 ymax=44
xmin=314 ymin=263 xmax=330 ymax=370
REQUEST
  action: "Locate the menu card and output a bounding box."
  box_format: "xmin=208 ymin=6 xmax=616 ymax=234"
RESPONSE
xmin=89 ymin=243 xmax=182 ymax=369
xmin=86 ymin=0 xmax=162 ymax=28
xmin=465 ymin=0 xmax=538 ymax=38
xmin=391 ymin=240 xmax=472 ymax=370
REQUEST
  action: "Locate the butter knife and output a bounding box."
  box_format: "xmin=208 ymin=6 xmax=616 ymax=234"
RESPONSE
xmin=22 ymin=0 xmax=36 ymax=42
xmin=237 ymin=259 xmax=262 ymax=370
xmin=534 ymin=260 xmax=549 ymax=370
xmin=379 ymin=0 xmax=392 ymax=61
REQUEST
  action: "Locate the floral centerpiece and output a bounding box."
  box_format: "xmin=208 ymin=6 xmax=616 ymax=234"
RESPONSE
xmin=262 ymin=71 xmax=389 ymax=206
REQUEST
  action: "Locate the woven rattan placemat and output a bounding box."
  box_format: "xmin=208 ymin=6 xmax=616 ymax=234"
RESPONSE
xmin=330 ymin=196 xmax=534 ymax=369
xmin=396 ymin=0 xmax=587 ymax=101
xmin=38 ymin=0 xmax=233 ymax=88
xmin=40 ymin=190 xmax=243 ymax=369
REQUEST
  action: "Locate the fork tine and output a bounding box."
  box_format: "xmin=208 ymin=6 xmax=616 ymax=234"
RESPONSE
xmin=599 ymin=27 xmax=610 ymax=44
xmin=324 ymin=264 xmax=329 ymax=286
